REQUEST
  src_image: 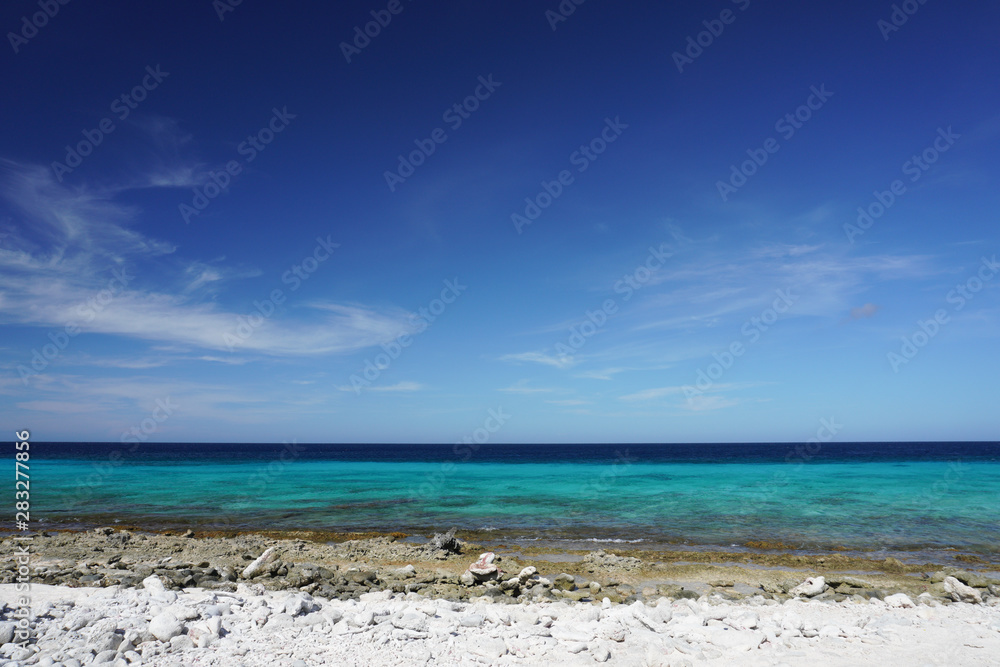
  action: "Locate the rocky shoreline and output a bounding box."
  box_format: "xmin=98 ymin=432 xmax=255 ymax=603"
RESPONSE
xmin=1 ymin=528 xmax=998 ymax=665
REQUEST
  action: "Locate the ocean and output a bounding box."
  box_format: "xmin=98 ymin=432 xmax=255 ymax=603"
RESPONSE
xmin=30 ymin=441 xmax=1000 ymax=564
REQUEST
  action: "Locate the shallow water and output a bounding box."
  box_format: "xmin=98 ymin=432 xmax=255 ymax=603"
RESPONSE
xmin=32 ymin=441 xmax=1000 ymax=562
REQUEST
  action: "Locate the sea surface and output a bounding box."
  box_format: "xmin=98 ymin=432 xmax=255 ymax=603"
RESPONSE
xmin=28 ymin=441 xmax=1000 ymax=565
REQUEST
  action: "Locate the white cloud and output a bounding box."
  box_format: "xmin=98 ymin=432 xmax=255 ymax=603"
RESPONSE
xmin=499 ymin=351 xmax=576 ymax=369
xmin=619 ymin=386 xmax=685 ymax=402
xmin=369 ymin=381 xmax=424 ymax=392
xmin=0 ymin=159 xmax=421 ymax=357
xmin=499 ymin=379 xmax=554 ymax=394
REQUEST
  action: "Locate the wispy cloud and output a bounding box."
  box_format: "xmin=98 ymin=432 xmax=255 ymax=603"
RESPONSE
xmin=499 ymin=379 xmax=555 ymax=394
xmin=369 ymin=381 xmax=424 ymax=392
xmin=499 ymin=351 xmax=576 ymax=369
xmin=619 ymin=386 xmax=685 ymax=402
xmin=545 ymin=399 xmax=590 ymax=406
xmin=0 ymin=159 xmax=421 ymax=357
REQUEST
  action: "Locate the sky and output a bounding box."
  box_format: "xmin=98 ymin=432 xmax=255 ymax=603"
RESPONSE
xmin=2 ymin=0 xmax=999 ymax=444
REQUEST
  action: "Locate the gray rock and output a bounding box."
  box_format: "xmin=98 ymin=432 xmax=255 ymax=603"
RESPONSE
xmin=92 ymin=631 xmax=124 ymax=653
xmin=427 ymin=528 xmax=462 ymax=554
xmin=394 ymin=564 xmax=417 ymax=578
xmin=0 ymin=624 xmax=13 ymax=645
xmin=93 ymin=650 xmax=118 ymax=664
xmin=170 ymin=634 xmax=195 ymax=651
xmin=553 ymin=573 xmax=576 ymax=591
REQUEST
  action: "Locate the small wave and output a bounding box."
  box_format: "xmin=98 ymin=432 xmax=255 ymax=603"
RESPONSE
xmin=584 ymin=538 xmax=644 ymax=544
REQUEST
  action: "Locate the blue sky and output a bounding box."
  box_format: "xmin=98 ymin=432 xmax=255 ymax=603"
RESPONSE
xmin=2 ymin=0 xmax=998 ymax=443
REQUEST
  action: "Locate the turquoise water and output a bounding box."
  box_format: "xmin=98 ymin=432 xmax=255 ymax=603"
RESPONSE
xmin=31 ymin=442 xmax=1000 ymax=563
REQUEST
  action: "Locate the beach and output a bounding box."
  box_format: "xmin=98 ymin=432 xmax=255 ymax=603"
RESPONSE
xmin=1 ymin=527 xmax=998 ymax=665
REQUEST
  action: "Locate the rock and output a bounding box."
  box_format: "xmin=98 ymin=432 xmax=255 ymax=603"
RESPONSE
xmin=170 ymin=634 xmax=195 ymax=651
xmin=92 ymin=631 xmax=124 ymax=653
xmin=393 ymin=612 xmax=428 ymax=632
xmin=148 ymin=612 xmax=183 ymax=642
xmin=460 ymin=570 xmax=476 ymax=587
xmin=460 ymin=614 xmax=484 ymax=627
xmin=884 ymin=593 xmax=916 ymax=608
xmin=0 ymin=624 xmax=13 ymax=645
xmin=789 ymin=576 xmax=827 ymax=598
xmin=188 ymin=622 xmax=217 ymax=648
xmin=394 ymin=564 xmax=417 ymax=578
xmin=466 ymin=552 xmax=502 ymax=582
xmin=241 ymin=547 xmax=279 ymax=579
xmin=427 ymin=528 xmax=462 ymax=554
xmin=283 ymin=593 xmax=316 ymax=617
xmin=516 ymin=566 xmax=537 ymax=583
xmin=142 ymin=574 xmax=167 ymax=596
xmin=943 ymin=576 xmax=983 ymax=604
xmin=469 ymin=637 xmax=507 ymax=659
xmin=553 ymin=573 xmax=576 ymax=591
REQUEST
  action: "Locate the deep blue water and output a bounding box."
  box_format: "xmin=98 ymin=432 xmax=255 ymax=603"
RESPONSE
xmin=26 ymin=441 xmax=1000 ymax=563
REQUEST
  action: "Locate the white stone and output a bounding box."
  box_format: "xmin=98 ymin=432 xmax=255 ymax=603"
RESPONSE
xmin=147 ymin=612 xmax=183 ymax=642
xmin=241 ymin=547 xmax=278 ymax=580
xmin=884 ymin=593 xmax=916 ymax=608
xmin=943 ymin=576 xmax=983 ymax=604
xmin=789 ymin=576 xmax=827 ymax=598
